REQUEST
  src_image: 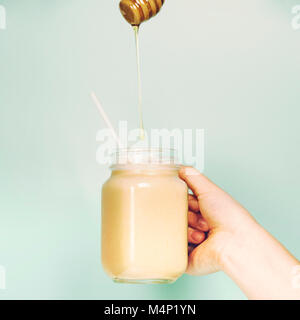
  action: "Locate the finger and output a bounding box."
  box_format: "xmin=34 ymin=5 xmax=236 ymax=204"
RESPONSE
xmin=179 ymin=167 xmax=221 ymax=198
xmin=188 ymin=194 xmax=199 ymax=212
xmin=186 ymin=240 xmax=220 ymax=275
xmin=180 ymin=166 xmax=250 ymax=230
xmin=188 ymin=211 xmax=209 ymax=232
xmin=188 ymin=227 xmax=206 ymax=244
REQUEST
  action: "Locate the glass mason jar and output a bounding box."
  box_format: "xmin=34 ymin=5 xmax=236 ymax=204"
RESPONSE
xmin=101 ymin=148 xmax=188 ymax=284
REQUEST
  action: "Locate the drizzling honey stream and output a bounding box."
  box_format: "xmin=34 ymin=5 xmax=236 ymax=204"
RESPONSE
xmin=119 ymin=0 xmax=165 ymax=139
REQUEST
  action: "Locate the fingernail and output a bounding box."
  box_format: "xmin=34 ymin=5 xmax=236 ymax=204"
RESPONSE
xmin=192 ymin=231 xmax=204 ymax=242
xmin=198 ymin=220 xmax=209 ymax=232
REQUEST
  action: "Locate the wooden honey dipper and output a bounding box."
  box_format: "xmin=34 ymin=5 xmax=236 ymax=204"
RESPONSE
xmin=119 ymin=0 xmax=165 ymax=26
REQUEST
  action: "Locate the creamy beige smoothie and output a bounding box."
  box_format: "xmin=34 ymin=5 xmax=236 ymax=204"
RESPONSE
xmin=101 ymin=151 xmax=188 ymax=284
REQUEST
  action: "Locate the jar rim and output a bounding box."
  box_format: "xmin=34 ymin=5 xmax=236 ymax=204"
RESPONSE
xmin=109 ymin=147 xmax=180 ymax=167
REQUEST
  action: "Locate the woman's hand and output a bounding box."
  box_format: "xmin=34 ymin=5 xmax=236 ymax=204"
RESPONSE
xmin=179 ymin=166 xmax=300 ymax=300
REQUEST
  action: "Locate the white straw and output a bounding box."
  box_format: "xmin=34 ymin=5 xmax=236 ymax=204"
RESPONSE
xmin=90 ymin=91 xmax=122 ymax=148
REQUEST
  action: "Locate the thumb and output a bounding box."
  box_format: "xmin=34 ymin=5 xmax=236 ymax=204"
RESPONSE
xmin=179 ymin=166 xmax=249 ymax=228
xmin=178 ymin=167 xmax=223 ymax=199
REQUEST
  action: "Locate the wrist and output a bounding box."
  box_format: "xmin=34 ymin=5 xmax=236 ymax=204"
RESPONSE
xmin=218 ymin=221 xmax=300 ymax=299
xmin=218 ymin=221 xmax=263 ymax=275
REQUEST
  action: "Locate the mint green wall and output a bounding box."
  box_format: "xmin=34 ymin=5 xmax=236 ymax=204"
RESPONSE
xmin=0 ymin=0 xmax=299 ymax=299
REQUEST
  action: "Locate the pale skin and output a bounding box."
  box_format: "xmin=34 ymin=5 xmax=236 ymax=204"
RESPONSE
xmin=179 ymin=166 xmax=300 ymax=300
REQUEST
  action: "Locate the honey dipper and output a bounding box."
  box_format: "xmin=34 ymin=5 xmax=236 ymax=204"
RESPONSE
xmin=119 ymin=0 xmax=165 ymax=26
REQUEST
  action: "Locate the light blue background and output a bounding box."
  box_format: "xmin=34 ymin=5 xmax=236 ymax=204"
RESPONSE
xmin=0 ymin=0 xmax=299 ymax=299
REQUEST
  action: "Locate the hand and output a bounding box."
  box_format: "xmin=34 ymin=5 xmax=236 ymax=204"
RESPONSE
xmin=179 ymin=166 xmax=300 ymax=299
xmin=179 ymin=166 xmax=258 ymax=275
